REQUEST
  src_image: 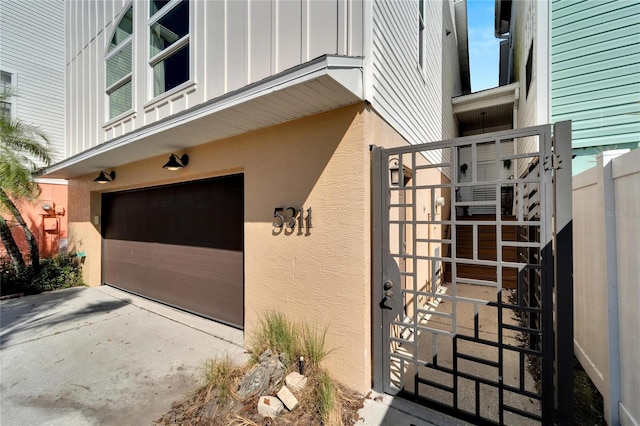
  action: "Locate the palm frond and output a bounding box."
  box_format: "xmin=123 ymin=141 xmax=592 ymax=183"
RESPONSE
xmin=0 ymin=106 xmax=52 ymax=200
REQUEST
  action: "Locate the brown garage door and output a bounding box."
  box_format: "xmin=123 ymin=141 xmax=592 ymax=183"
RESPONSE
xmin=102 ymin=175 xmax=244 ymax=328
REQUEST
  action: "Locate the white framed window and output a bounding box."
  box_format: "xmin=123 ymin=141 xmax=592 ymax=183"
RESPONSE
xmin=1 ymin=70 xmax=15 ymax=118
xmin=148 ymin=0 xmax=190 ymax=98
xmin=105 ymin=6 xmax=134 ymax=120
xmin=418 ymin=0 xmax=425 ymax=69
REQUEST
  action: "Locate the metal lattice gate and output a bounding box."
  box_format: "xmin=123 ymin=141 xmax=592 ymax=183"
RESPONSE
xmin=372 ymin=123 xmax=574 ymax=425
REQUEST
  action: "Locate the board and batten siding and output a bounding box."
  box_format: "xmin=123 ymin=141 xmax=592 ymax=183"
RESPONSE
xmin=370 ymin=0 xmax=463 ymax=160
xmin=0 ymin=0 xmax=66 ymax=162
xmin=551 ymin=1 xmax=640 ymax=151
xmin=65 ymin=0 xmax=364 ymax=158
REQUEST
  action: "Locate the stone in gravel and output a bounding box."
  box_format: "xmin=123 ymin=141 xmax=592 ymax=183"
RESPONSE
xmin=277 ymin=385 xmax=298 ymax=411
xmin=257 ymin=395 xmax=284 ymax=418
xmin=285 ymin=372 xmax=308 ymax=393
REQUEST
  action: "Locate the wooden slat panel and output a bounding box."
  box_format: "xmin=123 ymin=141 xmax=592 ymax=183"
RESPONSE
xmin=102 ymin=175 xmax=244 ymax=328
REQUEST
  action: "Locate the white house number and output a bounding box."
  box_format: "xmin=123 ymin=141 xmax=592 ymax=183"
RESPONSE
xmin=273 ymin=207 xmax=312 ymax=229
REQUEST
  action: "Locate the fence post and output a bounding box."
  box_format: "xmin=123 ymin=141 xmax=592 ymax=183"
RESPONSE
xmin=599 ymin=154 xmax=622 ymax=426
xmin=553 ymin=121 xmax=574 ymax=424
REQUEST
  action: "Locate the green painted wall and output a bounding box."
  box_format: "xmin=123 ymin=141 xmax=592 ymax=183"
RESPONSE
xmin=551 ymin=0 xmax=640 ymax=174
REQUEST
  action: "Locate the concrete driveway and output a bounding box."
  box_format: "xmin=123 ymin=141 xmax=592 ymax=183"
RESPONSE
xmin=0 ymin=286 xmax=247 ymax=426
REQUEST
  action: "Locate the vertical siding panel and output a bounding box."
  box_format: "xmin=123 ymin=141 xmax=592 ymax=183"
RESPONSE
xmin=307 ymin=0 xmax=338 ymax=59
xmin=275 ymin=0 xmax=302 ymax=72
xmin=97 ymin=27 xmax=105 ymax=145
xmin=191 ymin=0 xmax=205 ymax=106
xmin=225 ymin=0 xmax=247 ymax=92
xmin=64 ymin=0 xmax=367 ymax=156
xmin=77 ymin=50 xmax=85 ymax=152
xmin=205 ymin=0 xmax=226 ymax=99
xmin=349 ymin=0 xmax=364 ymax=56
xmin=337 ymin=0 xmax=348 ymax=55
xmin=249 ymin=0 xmax=272 ymax=80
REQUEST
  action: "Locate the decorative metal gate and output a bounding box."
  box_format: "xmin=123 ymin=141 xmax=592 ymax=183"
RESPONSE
xmin=372 ymin=122 xmax=574 ymax=425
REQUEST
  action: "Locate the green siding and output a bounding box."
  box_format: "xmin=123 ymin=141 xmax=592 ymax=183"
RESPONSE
xmin=551 ymin=0 xmax=640 ymax=165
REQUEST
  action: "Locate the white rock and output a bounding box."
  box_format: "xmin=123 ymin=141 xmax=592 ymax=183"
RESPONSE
xmin=258 ymin=395 xmax=284 ymax=418
xmin=277 ymin=385 xmax=299 ymax=411
xmin=285 ymin=372 xmax=308 ymax=393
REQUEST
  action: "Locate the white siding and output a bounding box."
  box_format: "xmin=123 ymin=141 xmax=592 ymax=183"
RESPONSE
xmin=66 ymin=0 xmax=364 ymax=157
xmin=0 ymin=0 xmax=66 ymax=162
xmin=370 ymin=0 xmax=462 ymax=154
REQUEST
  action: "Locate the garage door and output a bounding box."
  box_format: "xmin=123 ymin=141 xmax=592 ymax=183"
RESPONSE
xmin=102 ymin=175 xmax=244 ymax=328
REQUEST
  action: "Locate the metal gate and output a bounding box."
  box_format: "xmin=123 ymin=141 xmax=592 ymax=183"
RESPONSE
xmin=372 ymin=122 xmax=574 ymax=425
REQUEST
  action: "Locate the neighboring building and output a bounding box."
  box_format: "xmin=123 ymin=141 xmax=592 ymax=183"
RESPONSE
xmin=495 ymin=0 xmax=640 ymax=174
xmin=0 ymin=0 xmax=68 ymax=259
xmin=44 ymin=0 xmax=469 ymax=392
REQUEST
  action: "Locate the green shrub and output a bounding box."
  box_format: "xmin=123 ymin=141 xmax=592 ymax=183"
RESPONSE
xmin=0 ymin=253 xmax=84 ymax=296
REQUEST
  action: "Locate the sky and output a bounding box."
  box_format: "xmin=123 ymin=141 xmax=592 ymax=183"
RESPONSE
xmin=466 ymin=0 xmax=501 ymax=92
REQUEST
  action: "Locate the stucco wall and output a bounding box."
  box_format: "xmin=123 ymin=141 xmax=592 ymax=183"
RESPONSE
xmin=1 ymin=183 xmax=68 ymax=260
xmin=67 ymin=104 xmax=412 ymax=391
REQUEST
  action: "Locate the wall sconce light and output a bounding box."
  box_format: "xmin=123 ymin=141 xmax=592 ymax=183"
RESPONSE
xmin=389 ymin=158 xmax=400 ymax=186
xmin=94 ymin=171 xmax=115 ymax=184
xmin=389 ymin=158 xmax=413 ymax=186
xmin=162 ymin=154 xmax=189 ymax=170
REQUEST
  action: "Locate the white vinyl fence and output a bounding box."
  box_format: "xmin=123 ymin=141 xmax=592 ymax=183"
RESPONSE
xmin=573 ymin=150 xmax=640 ymax=426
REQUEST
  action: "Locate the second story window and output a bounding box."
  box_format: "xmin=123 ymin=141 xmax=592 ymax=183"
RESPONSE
xmin=105 ymin=6 xmax=133 ymax=120
xmin=1 ymin=71 xmax=14 ymax=118
xmin=149 ymin=0 xmax=190 ymax=97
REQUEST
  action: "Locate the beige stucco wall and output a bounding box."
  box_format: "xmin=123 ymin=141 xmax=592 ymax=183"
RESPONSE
xmin=67 ymin=104 xmax=414 ymax=392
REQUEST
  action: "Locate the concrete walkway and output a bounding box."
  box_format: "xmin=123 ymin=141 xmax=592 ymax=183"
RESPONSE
xmin=0 ymin=286 xmax=247 ymax=426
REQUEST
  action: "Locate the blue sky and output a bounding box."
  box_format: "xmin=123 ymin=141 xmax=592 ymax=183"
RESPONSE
xmin=466 ymin=0 xmax=501 ymax=92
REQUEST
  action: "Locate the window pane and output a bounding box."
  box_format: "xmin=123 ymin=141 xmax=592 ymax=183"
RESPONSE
xmin=150 ymin=1 xmax=189 ymax=58
xmin=106 ymin=42 xmax=132 ymax=87
xmin=150 ymin=0 xmax=171 ymax=16
xmin=110 ymin=7 xmax=133 ymax=50
xmin=1 ymin=71 xmax=11 ymax=85
xmin=153 ymin=43 xmax=189 ymax=96
xmin=0 ymin=101 xmax=11 ymax=118
xmin=109 ymin=79 xmax=132 ymax=119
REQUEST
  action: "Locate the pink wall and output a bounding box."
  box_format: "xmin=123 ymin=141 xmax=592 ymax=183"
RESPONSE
xmin=1 ymin=183 xmax=68 ymax=260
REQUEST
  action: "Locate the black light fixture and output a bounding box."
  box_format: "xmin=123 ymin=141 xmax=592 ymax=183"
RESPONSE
xmin=162 ymin=153 xmax=189 ymax=170
xmin=94 ymin=171 xmax=115 ymax=184
xmin=389 ymin=158 xmax=400 ymax=186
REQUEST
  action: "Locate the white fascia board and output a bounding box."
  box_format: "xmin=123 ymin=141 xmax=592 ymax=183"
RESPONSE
xmin=44 ymin=55 xmax=364 ymax=179
xmin=452 ymin=82 xmax=520 ymax=114
xmin=34 ymin=178 xmax=68 ymax=185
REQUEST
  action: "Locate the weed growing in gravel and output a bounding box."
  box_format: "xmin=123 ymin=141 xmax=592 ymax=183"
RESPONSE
xmin=250 ymin=310 xmax=299 ymax=367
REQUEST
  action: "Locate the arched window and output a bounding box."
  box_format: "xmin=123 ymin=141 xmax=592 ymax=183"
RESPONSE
xmin=105 ymin=6 xmax=133 ymax=119
xmin=149 ymin=0 xmax=190 ymax=97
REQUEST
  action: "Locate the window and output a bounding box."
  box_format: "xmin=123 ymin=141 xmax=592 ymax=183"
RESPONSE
xmin=149 ymin=0 xmax=190 ymax=97
xmin=1 ymin=71 xmax=14 ymax=118
xmin=525 ymin=40 xmax=533 ymax=98
xmin=418 ymin=0 xmax=425 ymax=69
xmin=106 ymin=6 xmax=133 ymax=119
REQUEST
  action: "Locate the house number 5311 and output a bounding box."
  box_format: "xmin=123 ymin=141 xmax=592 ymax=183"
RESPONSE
xmin=273 ymin=207 xmax=312 ymax=229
